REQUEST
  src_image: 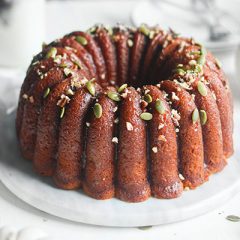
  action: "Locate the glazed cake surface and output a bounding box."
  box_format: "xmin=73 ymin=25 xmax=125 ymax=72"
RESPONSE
xmin=16 ymin=24 xmax=233 ymax=202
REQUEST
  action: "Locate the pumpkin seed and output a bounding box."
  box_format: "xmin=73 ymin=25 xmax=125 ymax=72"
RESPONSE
xmin=138 ymin=226 xmax=153 ymax=230
xmin=87 ymin=26 xmax=97 ymax=34
xmin=75 ymin=36 xmax=88 ymax=46
xmin=107 ymin=91 xmax=121 ymax=102
xmin=139 ymin=24 xmax=150 ymax=36
xmin=197 ymin=45 xmax=207 ymax=66
xmin=200 ymin=110 xmax=207 ymax=125
xmin=174 ymin=68 xmax=186 ymax=76
xmin=43 ymin=87 xmax=50 ymax=98
xmin=197 ymin=81 xmax=207 ymax=96
xmin=63 ymin=68 xmax=73 ymax=77
xmin=46 ymin=47 xmax=57 ymax=59
xmin=226 ymin=215 xmax=240 ymax=222
xmin=144 ymin=94 xmax=152 ymax=103
xmin=195 ymin=64 xmax=203 ymax=73
xmin=192 ymin=108 xmax=199 ymax=123
xmin=155 ymin=99 xmax=165 ymax=114
xmin=60 ymin=107 xmax=65 ymax=119
xmin=118 ymin=84 xmax=128 ymax=93
xmin=215 ymin=58 xmax=222 ymax=69
xmin=93 ymin=103 xmax=102 ymax=118
xmin=86 ymin=80 xmax=95 ymax=96
xmin=140 ymin=112 xmax=152 ymax=121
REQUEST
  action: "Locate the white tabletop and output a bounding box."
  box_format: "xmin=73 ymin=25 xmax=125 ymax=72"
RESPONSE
xmin=1 ymin=0 xmax=240 ymax=239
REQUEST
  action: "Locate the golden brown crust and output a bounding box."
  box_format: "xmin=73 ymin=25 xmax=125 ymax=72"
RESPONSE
xmin=95 ymin=27 xmax=117 ymax=85
xmin=116 ymin=87 xmax=151 ymax=202
xmin=83 ymin=93 xmax=116 ymax=199
xmin=54 ymin=88 xmax=93 ymax=189
xmin=203 ymin=65 xmax=233 ymax=158
xmin=70 ymin=31 xmax=108 ymax=86
xmin=19 ymin=68 xmax=65 ymax=160
xmin=191 ymin=80 xmax=226 ymax=174
xmin=145 ymin=85 xmax=183 ymax=198
xmin=58 ymin=36 xmax=97 ymax=79
xmin=113 ymin=29 xmax=130 ymax=86
xmin=128 ymin=31 xmax=147 ymax=87
xmin=33 ymin=79 xmax=72 ymax=176
xmin=161 ymin=80 xmax=205 ymax=188
xmin=142 ymin=32 xmax=166 ymax=85
xmin=16 ymin=25 xmax=234 ymax=202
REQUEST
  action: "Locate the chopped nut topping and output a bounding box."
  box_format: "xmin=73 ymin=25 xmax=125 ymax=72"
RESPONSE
xmin=144 ymin=89 xmax=150 ymax=94
xmin=158 ymin=135 xmax=167 ymax=142
xmin=113 ymin=106 xmax=118 ymax=113
xmin=126 ymin=122 xmax=133 ymax=131
xmin=127 ymin=39 xmax=134 ymax=47
xmin=212 ymin=91 xmax=217 ymax=100
xmin=57 ymin=94 xmax=71 ymax=108
xmin=158 ymin=123 xmax=165 ymax=129
xmin=184 ymin=187 xmax=190 ymax=191
xmin=114 ymin=118 xmax=119 ymax=124
xmin=152 ymin=147 xmax=158 ymax=153
xmin=86 ymin=122 xmax=90 ymax=127
xmin=171 ymin=92 xmax=179 ymax=101
xmin=121 ymin=92 xmax=128 ymax=99
xmin=171 ymin=109 xmax=181 ymax=126
xmin=179 ymin=174 xmax=185 ymax=180
xmin=112 ymin=137 xmax=118 ymax=144
xmin=66 ymin=87 xmax=74 ymax=96
xmin=22 ymin=94 xmax=28 ymax=99
xmin=32 ymin=61 xmax=39 ymax=66
xmin=29 ymin=96 xmax=34 ymax=103
xmin=100 ymin=73 xmax=106 ymax=80
xmin=178 ymin=41 xmax=186 ymax=53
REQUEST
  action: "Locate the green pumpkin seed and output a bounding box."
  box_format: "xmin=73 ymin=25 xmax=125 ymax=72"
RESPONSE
xmin=75 ymin=36 xmax=88 ymax=46
xmin=155 ymin=99 xmax=165 ymax=114
xmin=197 ymin=55 xmax=205 ymax=66
xmin=63 ymin=68 xmax=73 ymax=77
xmin=139 ymin=24 xmax=150 ymax=36
xmin=138 ymin=226 xmax=153 ymax=230
xmin=118 ymin=84 xmax=128 ymax=93
xmin=87 ymin=26 xmax=97 ymax=34
xmin=174 ymin=68 xmax=186 ymax=76
xmin=144 ymin=94 xmax=152 ymax=103
xmin=106 ymin=26 xmax=113 ymax=36
xmin=107 ymin=91 xmax=121 ymax=102
xmin=192 ymin=108 xmax=199 ymax=123
xmin=60 ymin=107 xmax=65 ymax=119
xmin=86 ymin=80 xmax=95 ymax=96
xmin=197 ymin=45 xmax=207 ymax=66
xmin=195 ymin=64 xmax=203 ymax=73
xmin=215 ymin=58 xmax=222 ymax=69
xmin=226 ymin=215 xmax=240 ymax=222
xmin=43 ymin=87 xmax=50 ymax=98
xmin=93 ymin=103 xmax=102 ymax=118
xmin=46 ymin=47 xmax=57 ymax=59
xmin=140 ymin=112 xmax=152 ymax=121
xmin=200 ymin=110 xmax=207 ymax=125
xmin=197 ymin=81 xmax=207 ymax=96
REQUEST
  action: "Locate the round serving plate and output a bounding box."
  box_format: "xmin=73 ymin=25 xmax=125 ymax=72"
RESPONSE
xmin=0 ymin=104 xmax=240 ymax=227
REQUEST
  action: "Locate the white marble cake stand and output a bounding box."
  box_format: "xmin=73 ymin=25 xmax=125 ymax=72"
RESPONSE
xmin=0 ymin=107 xmax=240 ymax=227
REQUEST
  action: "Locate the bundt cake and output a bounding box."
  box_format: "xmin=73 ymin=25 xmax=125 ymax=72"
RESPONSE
xmin=16 ymin=24 xmax=234 ymax=202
